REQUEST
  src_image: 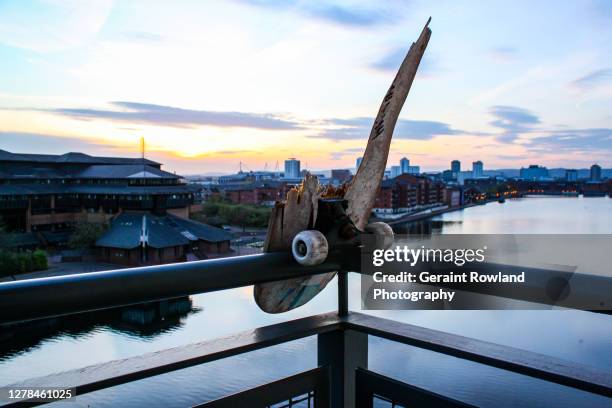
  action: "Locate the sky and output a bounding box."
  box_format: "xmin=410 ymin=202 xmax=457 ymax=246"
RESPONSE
xmin=0 ymin=0 xmax=611 ymax=175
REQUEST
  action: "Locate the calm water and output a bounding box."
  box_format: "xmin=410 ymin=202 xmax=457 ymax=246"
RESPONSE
xmin=1 ymin=196 xmax=611 ymax=407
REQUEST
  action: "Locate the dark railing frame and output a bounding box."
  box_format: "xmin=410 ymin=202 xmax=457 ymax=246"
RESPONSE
xmin=355 ymin=367 xmax=475 ymax=408
xmin=196 ymin=366 xmax=331 ymax=408
xmin=1 ymin=252 xmax=612 ymax=407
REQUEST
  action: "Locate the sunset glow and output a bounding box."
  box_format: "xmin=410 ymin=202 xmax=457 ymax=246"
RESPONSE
xmin=1 ymin=0 xmax=610 ymax=174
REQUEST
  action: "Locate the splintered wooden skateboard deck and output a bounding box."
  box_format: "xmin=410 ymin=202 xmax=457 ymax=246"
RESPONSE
xmin=254 ymin=19 xmax=432 ymax=314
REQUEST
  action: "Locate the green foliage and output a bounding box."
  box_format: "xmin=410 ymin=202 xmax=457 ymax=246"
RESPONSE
xmin=193 ymin=202 xmax=271 ymax=229
xmin=68 ymin=222 xmax=106 ymax=250
xmin=32 ymin=249 xmax=48 ymax=270
xmin=0 ymin=249 xmax=48 ymax=277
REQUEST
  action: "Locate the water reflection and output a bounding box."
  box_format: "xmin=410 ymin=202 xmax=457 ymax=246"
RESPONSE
xmin=0 ymin=297 xmax=197 ymax=360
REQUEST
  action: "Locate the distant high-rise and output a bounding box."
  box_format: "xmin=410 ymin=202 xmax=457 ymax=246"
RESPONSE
xmin=472 ymin=161 xmax=483 ymax=178
xmin=400 ymin=157 xmax=410 ymax=174
xmin=520 ymin=165 xmax=549 ymax=180
xmin=356 ymin=157 xmax=363 ymax=169
xmin=590 ymin=164 xmax=602 ymax=181
xmin=565 ymin=169 xmax=578 ymax=182
xmin=284 ymin=158 xmax=300 ymax=179
xmin=451 ymin=160 xmax=461 ymax=175
xmin=391 ymin=165 xmax=401 ymax=178
xmin=408 ymin=165 xmax=420 ymax=175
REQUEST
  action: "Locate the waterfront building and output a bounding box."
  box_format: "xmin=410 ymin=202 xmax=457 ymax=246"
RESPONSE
xmin=565 ymin=169 xmax=578 ymax=182
xmin=373 ymin=174 xmax=445 ymax=214
xmin=0 ymin=149 xmax=240 ymax=263
xmin=444 ymin=186 xmax=464 ymax=207
xmin=472 ymin=161 xmax=483 ymax=178
xmin=0 ymin=149 xmax=202 ymax=233
xmin=590 ymin=164 xmax=602 ymax=181
xmin=284 ymin=158 xmax=300 ymax=179
xmin=519 ymin=165 xmax=549 ymax=180
xmin=400 ymin=157 xmax=410 ymax=174
xmin=96 ymin=213 xmax=232 ymax=266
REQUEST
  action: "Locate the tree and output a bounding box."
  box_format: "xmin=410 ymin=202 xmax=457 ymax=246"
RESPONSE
xmin=68 ymin=222 xmax=106 ymax=250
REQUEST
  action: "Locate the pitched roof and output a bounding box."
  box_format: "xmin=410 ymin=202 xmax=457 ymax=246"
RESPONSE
xmin=96 ymin=212 xmax=232 ymax=249
xmin=76 ymin=164 xmax=178 ymax=179
xmin=96 ymin=213 xmax=143 ymax=249
xmin=0 ymin=149 xmax=160 ymax=166
xmin=166 ymin=214 xmax=234 ymax=243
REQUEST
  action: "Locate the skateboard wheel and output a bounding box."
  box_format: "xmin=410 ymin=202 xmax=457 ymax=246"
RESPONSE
xmin=292 ymin=230 xmax=329 ymax=266
xmin=365 ymin=222 xmax=394 ymax=249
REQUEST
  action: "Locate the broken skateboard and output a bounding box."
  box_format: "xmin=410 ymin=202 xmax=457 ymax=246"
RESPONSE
xmin=254 ymin=18 xmax=432 ymax=313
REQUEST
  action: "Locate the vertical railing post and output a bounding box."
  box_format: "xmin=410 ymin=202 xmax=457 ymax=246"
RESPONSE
xmin=338 ymin=270 xmax=348 ymax=317
xmin=318 ymin=329 xmax=368 ymax=408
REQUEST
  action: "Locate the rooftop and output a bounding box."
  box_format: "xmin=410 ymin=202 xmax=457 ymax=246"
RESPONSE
xmin=0 ymin=149 xmax=160 ymax=166
xmin=96 ymin=213 xmax=233 ymax=249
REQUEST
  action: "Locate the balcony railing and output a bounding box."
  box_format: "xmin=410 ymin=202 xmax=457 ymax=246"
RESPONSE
xmin=0 ymin=249 xmax=611 ymax=407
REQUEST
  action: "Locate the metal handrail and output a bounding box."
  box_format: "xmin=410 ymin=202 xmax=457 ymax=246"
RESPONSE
xmin=0 ymin=252 xmax=343 ymax=324
xmin=1 ymin=249 xmax=612 ymax=324
xmin=2 ymin=250 xmax=612 ymax=406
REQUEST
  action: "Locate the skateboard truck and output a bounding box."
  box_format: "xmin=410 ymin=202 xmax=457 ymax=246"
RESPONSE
xmin=291 ymin=198 xmax=394 ymax=266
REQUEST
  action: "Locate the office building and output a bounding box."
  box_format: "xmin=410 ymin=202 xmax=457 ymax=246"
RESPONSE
xmin=590 ymin=164 xmax=602 ymax=181
xmin=565 ymin=169 xmax=578 ymax=182
xmin=400 ymin=157 xmax=410 ymax=174
xmin=0 ymin=149 xmax=234 ymax=265
xmin=451 ymin=160 xmax=461 ymax=175
xmin=284 ymin=158 xmax=300 ymax=179
xmin=520 ymin=165 xmax=549 ymax=180
xmin=472 ymin=161 xmax=483 ymax=178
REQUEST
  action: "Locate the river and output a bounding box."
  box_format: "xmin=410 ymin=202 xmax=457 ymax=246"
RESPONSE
xmin=0 ymin=196 xmax=610 ymax=407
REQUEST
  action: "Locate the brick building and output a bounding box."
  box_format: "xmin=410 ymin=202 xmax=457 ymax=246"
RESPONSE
xmin=0 ymin=149 xmax=202 ymax=234
xmin=96 ymin=213 xmax=232 ymax=266
xmin=222 ymin=181 xmax=288 ymax=206
xmin=373 ymin=174 xmax=445 ymax=214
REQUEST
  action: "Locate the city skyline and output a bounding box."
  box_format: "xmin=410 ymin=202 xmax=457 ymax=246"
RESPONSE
xmin=1 ymin=1 xmax=611 ymax=174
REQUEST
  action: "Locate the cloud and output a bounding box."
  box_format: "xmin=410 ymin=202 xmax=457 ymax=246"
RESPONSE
xmin=328 ymin=147 xmax=364 ymax=160
xmin=486 ymin=105 xmax=611 ymax=156
xmin=527 ymin=128 xmax=612 ymax=153
xmin=306 ymin=4 xmax=392 ymax=27
xmin=488 ymin=105 xmax=540 ymax=143
xmin=487 ymin=46 xmax=519 ymax=63
xmin=312 ymin=117 xmax=462 ymax=141
xmin=235 ymin=0 xmax=398 ymax=27
xmin=371 ymin=47 xmax=440 ymax=78
xmin=44 ymin=101 xmax=302 ymax=130
xmin=0 ymin=132 xmax=117 ymax=154
xmin=569 ymin=68 xmax=612 ymax=91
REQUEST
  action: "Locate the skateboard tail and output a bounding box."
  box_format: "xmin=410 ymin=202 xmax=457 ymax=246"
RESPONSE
xmin=255 ymin=19 xmax=432 ymax=314
xmin=345 ymin=18 xmax=432 ymax=230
